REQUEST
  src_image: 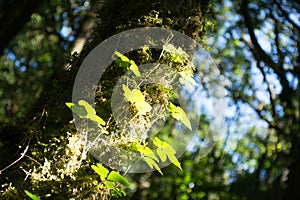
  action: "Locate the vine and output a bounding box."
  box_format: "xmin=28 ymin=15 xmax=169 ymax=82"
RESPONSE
xmin=64 ymin=43 xmax=197 ymax=197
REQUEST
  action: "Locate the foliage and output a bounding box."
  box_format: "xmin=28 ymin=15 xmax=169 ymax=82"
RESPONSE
xmin=66 ymin=100 xmax=106 ymax=127
xmin=115 ymin=51 xmax=141 ymax=77
xmin=91 ymin=163 xmax=129 ymax=197
xmin=1 ymin=0 xmax=299 ymax=199
xmin=24 ymin=190 xmax=39 ymax=200
xmin=128 ymin=0 xmax=300 ymax=199
xmin=168 ymin=103 xmax=192 ymax=131
xmin=122 ymin=84 xmax=152 ymax=116
xmin=0 ymin=0 xmax=92 ymax=123
xmin=66 ymin=45 xmax=190 ymax=174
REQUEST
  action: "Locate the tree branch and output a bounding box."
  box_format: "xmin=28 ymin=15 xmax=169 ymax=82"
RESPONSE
xmin=271 ymin=12 xmax=285 ymax=67
xmin=256 ymin=61 xmax=278 ymax=122
xmin=274 ymin=0 xmax=300 ymax=32
xmin=240 ymin=0 xmax=291 ymax=93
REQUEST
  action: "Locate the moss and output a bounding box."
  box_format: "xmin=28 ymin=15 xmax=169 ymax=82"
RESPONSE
xmin=1 ymin=0 xmax=210 ymax=198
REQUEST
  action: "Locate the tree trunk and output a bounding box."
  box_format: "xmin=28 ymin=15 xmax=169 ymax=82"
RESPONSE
xmin=0 ymin=0 xmax=209 ymax=198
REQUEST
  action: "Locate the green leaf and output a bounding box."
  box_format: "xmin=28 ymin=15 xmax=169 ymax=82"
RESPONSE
xmin=129 ymin=60 xmax=141 ymax=77
xmin=168 ymin=103 xmax=192 ymax=130
xmin=129 ymin=89 xmax=145 ymax=103
xmin=115 ymin=51 xmax=130 ymax=62
xmin=90 ymin=115 xmax=106 ymax=126
xmin=122 ymin=85 xmax=152 ymax=115
xmin=67 ymin=104 xmax=87 ymax=117
xmin=24 ymin=190 xmax=39 ymax=200
xmin=136 ymin=143 xmax=162 ymax=174
xmin=65 ymin=102 xmax=74 ymax=109
xmin=115 ymin=58 xmax=130 ymax=70
xmin=181 ymin=113 xmax=192 ymax=131
xmin=67 ymin=100 xmax=105 ymax=126
xmin=104 ymin=181 xmax=116 ymax=189
xmin=157 ymin=148 xmax=167 ymax=162
xmin=164 ymin=143 xmax=176 ymax=155
xmin=122 ymin=84 xmax=132 ymax=102
xmin=136 ymin=143 xmax=159 ymax=162
xmin=153 ymin=137 xmax=182 ymax=170
xmin=92 ymin=163 xmax=109 ymax=181
xmin=168 ymin=154 xmax=182 ymax=170
xmin=135 ymin=101 xmax=152 ymax=115
xmin=78 ymin=100 xmax=96 ymax=117
xmin=144 ymin=157 xmax=163 ymax=175
xmin=122 ymin=85 xmax=144 ymax=103
xmin=115 ymin=51 xmax=141 ymax=77
xmin=107 ymin=171 xmax=130 ymax=186
xmin=163 ymin=44 xmax=188 ymax=64
xmin=104 ymin=181 xmax=124 ymax=197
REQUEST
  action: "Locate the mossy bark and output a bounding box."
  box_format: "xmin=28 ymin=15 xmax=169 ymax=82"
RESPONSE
xmin=0 ymin=0 xmax=209 ymax=198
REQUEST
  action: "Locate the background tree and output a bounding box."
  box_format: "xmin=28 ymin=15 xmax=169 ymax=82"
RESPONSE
xmin=128 ymin=0 xmax=300 ymax=199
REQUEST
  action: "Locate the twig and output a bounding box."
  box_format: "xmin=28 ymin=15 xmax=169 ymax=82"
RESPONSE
xmin=0 ymin=144 xmax=29 ymax=174
xmin=24 ymin=155 xmax=42 ymax=166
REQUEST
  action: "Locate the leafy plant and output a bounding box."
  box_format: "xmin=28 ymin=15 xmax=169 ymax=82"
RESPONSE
xmin=135 ymin=137 xmax=182 ymax=174
xmin=66 ymin=100 xmax=105 ymax=127
xmin=92 ymin=163 xmax=130 ymax=197
xmin=163 ymin=44 xmax=189 ymax=64
xmin=179 ymin=71 xmax=197 ymax=87
xmin=153 ymin=137 xmax=182 ymax=170
xmin=136 ymin=142 xmax=163 ymax=175
xmin=114 ymin=51 xmax=141 ymax=77
xmin=24 ymin=190 xmax=39 ymax=200
xmin=63 ymin=42 xmax=197 ymax=198
xmin=122 ymin=84 xmax=152 ymax=116
xmin=168 ymin=103 xmax=192 ymax=130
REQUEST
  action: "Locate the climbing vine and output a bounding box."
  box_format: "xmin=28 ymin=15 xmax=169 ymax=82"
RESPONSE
xmin=63 ymin=43 xmax=196 ymax=197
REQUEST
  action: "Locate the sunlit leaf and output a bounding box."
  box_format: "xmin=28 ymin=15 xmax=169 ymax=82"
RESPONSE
xmin=65 ymin=102 xmax=74 ymax=109
xmin=153 ymin=137 xmax=182 ymax=170
xmin=24 ymin=190 xmax=39 ymax=200
xmin=122 ymin=84 xmax=152 ymax=115
xmin=107 ymin=171 xmax=130 ymax=186
xmin=115 ymin=51 xmax=140 ymax=77
xmin=104 ymin=181 xmax=116 ymax=189
xmin=163 ymin=44 xmax=188 ymax=64
xmin=168 ymin=153 xmax=182 ymax=170
xmin=90 ymin=115 xmax=106 ymax=126
xmin=144 ymin=157 xmax=163 ymax=175
xmin=168 ymin=103 xmax=192 ymax=130
xmin=92 ymin=163 xmax=109 ymax=181
xmin=181 ymin=113 xmax=192 ymax=131
xmin=136 ymin=143 xmax=159 ymax=162
xmin=115 ymin=58 xmax=130 ymax=70
xmin=122 ymin=85 xmax=144 ymax=102
xmin=114 ymin=51 xmax=130 ymax=62
xmin=130 ymin=89 xmax=145 ymax=103
xmin=65 ymin=103 xmax=87 ymax=117
xmin=157 ymin=148 xmax=167 ymax=162
xmin=129 ymin=60 xmax=141 ymax=77
xmin=78 ymin=100 xmax=96 ymax=117
xmin=104 ymin=181 xmax=123 ymax=197
xmin=135 ymin=101 xmax=152 ymax=115
xmin=136 ymin=143 xmax=162 ymax=174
